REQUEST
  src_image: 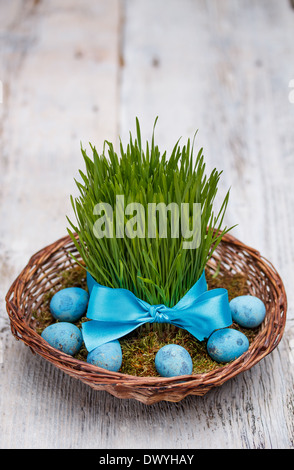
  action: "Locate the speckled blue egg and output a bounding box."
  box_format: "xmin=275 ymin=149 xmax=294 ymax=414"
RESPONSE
xmin=230 ymin=295 xmax=266 ymax=328
xmin=41 ymin=322 xmax=83 ymax=356
xmin=207 ymin=328 xmax=249 ymax=363
xmin=50 ymin=287 xmax=89 ymax=322
xmin=87 ymin=340 xmax=122 ymax=372
xmin=155 ymin=344 xmax=193 ymax=377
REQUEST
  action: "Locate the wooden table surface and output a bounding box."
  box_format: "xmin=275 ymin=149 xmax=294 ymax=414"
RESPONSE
xmin=0 ymin=0 xmax=293 ymax=449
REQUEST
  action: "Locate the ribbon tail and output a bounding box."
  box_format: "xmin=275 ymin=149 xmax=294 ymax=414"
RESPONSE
xmin=82 ymin=319 xmax=147 ymax=352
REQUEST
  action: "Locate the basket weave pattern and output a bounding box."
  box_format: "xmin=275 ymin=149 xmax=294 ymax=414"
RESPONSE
xmin=5 ymin=233 xmax=287 ymax=404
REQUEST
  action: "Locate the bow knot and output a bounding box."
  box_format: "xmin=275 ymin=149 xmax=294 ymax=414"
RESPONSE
xmin=82 ymin=271 xmax=233 ymax=352
xmin=148 ymin=305 xmax=170 ymax=324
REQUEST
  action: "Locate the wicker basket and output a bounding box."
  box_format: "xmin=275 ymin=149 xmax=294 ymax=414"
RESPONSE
xmin=5 ymin=233 xmax=287 ymax=404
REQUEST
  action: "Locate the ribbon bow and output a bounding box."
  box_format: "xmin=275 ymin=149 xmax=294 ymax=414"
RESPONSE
xmin=82 ymin=271 xmax=232 ymax=352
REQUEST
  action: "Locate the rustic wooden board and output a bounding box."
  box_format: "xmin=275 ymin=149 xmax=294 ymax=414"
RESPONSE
xmin=0 ymin=0 xmax=293 ymax=449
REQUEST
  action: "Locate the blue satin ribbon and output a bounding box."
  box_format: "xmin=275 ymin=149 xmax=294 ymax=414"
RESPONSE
xmin=82 ymin=271 xmax=232 ymax=352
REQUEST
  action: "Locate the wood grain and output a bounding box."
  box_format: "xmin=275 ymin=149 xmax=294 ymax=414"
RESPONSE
xmin=1 ymin=0 xmax=294 ymax=449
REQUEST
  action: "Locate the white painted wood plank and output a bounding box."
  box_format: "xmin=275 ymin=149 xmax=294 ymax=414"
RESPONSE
xmin=0 ymin=0 xmax=293 ymax=450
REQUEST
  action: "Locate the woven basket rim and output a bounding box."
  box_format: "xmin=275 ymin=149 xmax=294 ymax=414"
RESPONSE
xmin=5 ymin=232 xmax=287 ymax=401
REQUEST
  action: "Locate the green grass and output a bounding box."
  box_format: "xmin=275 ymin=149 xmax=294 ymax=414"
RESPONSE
xmin=67 ymin=118 xmax=234 ymax=307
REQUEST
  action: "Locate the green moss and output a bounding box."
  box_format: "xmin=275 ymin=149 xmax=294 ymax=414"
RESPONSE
xmin=34 ymin=265 xmax=257 ymax=376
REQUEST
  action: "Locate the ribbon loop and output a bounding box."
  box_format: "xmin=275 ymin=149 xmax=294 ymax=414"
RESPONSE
xmin=82 ymin=271 xmax=233 ymax=352
xmin=148 ymin=305 xmax=170 ymax=324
